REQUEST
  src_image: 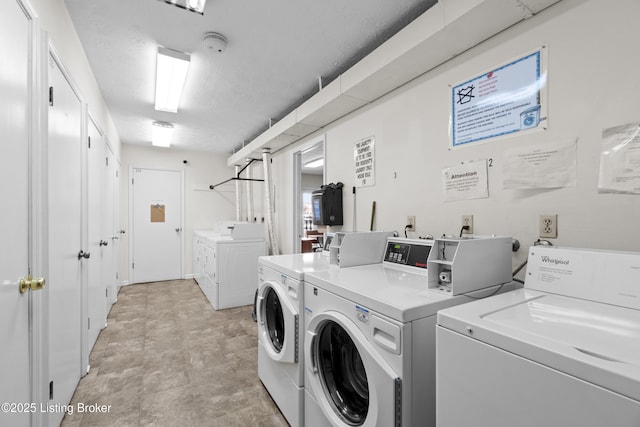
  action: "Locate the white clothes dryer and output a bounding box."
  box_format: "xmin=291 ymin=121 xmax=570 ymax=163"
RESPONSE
xmin=194 ymin=223 xmax=266 ymax=310
xmin=436 ymin=246 xmax=640 ymax=427
xmin=303 ymin=238 xmax=520 ymax=427
xmin=257 ymin=253 xmax=331 ymax=427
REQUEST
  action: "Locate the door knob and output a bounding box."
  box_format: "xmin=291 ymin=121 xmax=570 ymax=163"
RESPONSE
xmin=99 ymin=240 xmax=109 ymax=247
xmin=78 ymin=250 xmax=91 ymax=260
xmin=19 ymin=275 xmax=46 ymax=294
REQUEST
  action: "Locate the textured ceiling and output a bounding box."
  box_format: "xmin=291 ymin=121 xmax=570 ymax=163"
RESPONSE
xmin=64 ymin=0 xmax=437 ymax=154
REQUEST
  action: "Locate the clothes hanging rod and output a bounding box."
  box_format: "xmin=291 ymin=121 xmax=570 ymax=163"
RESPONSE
xmin=209 ymin=177 xmax=264 ymax=190
xmin=237 ymin=158 xmax=262 ymax=175
xmin=209 ymin=158 xmax=264 ymax=189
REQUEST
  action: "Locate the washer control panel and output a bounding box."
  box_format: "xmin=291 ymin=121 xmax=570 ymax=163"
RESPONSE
xmin=383 ymin=239 xmax=432 ymax=269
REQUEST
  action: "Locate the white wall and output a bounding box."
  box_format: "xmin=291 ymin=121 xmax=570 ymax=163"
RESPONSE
xmin=30 ymin=0 xmax=121 ymax=158
xmin=302 ymin=174 xmax=323 ymax=192
xmin=120 ymin=145 xmax=237 ymax=282
xmin=270 ymin=0 xmax=640 ymax=279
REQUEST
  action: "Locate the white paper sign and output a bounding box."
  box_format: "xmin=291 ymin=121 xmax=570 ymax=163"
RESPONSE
xmin=598 ymin=123 xmax=640 ymax=194
xmin=442 ymin=160 xmax=489 ymax=202
xmin=502 ymin=139 xmax=577 ymax=189
xmin=451 ymin=49 xmax=546 ymax=148
xmin=354 ymin=136 xmax=375 ymax=187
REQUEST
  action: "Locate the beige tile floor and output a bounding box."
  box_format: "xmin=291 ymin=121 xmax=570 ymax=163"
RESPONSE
xmin=61 ymin=279 xmax=289 ymax=427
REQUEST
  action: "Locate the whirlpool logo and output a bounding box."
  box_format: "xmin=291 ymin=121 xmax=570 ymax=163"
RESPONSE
xmin=541 ymin=255 xmax=570 ymax=265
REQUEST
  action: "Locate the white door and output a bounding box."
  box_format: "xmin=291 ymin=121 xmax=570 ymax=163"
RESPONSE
xmin=48 ymin=52 xmax=84 ymax=427
xmin=86 ymin=116 xmax=105 ymax=362
xmin=131 ymin=168 xmax=182 ymax=283
xmin=0 ymin=1 xmax=40 ymax=425
xmin=103 ymin=143 xmax=118 ymax=311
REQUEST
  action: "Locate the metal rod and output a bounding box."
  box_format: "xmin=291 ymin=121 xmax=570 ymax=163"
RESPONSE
xmin=237 ymin=158 xmax=262 ymax=176
xmin=235 ymin=165 xmax=241 ymax=221
xmin=209 ymin=177 xmax=264 ymax=190
xmin=209 ymin=158 xmax=265 ymax=189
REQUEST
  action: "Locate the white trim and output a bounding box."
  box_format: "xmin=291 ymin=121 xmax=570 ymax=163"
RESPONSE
xmin=88 ymin=110 xmax=105 ymax=138
xmin=80 ymin=102 xmax=90 ymax=377
xmin=23 ymin=0 xmax=49 ymax=423
xmin=292 ymin=134 xmax=325 ymax=254
xmin=48 ymin=41 xmax=85 ymax=104
xmin=292 ymin=151 xmax=302 ymax=253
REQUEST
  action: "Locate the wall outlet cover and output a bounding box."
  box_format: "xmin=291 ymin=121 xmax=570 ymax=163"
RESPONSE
xmin=539 ymin=214 xmax=558 ymax=238
xmin=461 ymin=214 xmax=473 ymax=234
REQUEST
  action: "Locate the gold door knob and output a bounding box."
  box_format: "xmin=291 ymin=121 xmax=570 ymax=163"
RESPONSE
xmin=19 ymin=275 xmax=46 ymax=294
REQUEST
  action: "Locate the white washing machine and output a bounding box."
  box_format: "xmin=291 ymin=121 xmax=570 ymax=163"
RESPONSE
xmin=257 ymin=232 xmax=396 ymax=426
xmin=257 ymin=252 xmax=332 ymax=427
xmin=303 ymin=237 xmax=521 ymax=426
xmin=436 ymin=246 xmax=640 ymax=427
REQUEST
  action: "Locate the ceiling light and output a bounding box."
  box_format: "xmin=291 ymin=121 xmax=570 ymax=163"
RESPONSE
xmin=152 ymin=121 xmax=174 ymax=147
xmin=155 ymin=47 xmax=190 ymax=113
xmin=304 ymin=158 xmax=324 ymax=168
xmin=160 ymin=0 xmax=207 ymax=15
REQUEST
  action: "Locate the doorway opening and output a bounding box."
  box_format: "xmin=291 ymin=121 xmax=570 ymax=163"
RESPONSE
xmin=293 ymin=137 xmax=325 ymax=253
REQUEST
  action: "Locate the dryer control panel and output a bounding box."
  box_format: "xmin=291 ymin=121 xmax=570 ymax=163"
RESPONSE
xmin=383 ymin=238 xmax=433 ymax=269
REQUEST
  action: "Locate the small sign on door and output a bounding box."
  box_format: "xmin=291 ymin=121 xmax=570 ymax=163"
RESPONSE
xmin=150 ymin=204 xmax=165 ymax=222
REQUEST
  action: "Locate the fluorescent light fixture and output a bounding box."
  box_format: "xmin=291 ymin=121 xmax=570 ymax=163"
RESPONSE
xmin=155 ymin=47 xmax=190 ymax=113
xmin=304 ymin=158 xmax=324 ymax=168
xmin=160 ymin=0 xmax=207 ymax=15
xmin=152 ymin=121 xmax=174 ymax=147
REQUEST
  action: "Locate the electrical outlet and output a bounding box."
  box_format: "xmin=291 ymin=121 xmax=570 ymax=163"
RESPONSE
xmin=407 ymin=216 xmax=416 ymax=230
xmin=461 ymin=214 xmax=473 ymax=234
xmin=539 ymin=214 xmax=558 ymax=238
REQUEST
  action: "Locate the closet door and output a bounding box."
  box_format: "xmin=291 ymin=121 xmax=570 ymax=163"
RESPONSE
xmin=0 ymin=1 xmax=39 ymax=426
xmin=48 ymin=51 xmax=84 ymax=427
xmin=86 ymin=115 xmax=106 ymax=363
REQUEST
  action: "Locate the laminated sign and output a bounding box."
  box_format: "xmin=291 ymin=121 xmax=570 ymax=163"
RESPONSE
xmin=451 ymin=49 xmax=547 ymax=148
xmin=354 ymin=136 xmax=375 ymax=187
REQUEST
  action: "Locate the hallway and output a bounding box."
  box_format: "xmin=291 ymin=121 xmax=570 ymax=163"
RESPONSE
xmin=61 ymin=280 xmax=288 ymax=426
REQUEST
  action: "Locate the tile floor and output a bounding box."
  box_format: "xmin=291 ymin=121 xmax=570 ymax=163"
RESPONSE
xmin=61 ymin=279 xmax=289 ymax=427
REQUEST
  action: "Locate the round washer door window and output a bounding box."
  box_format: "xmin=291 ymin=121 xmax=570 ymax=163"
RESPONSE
xmin=317 ymin=320 xmax=369 ymax=425
xmin=264 ymin=287 xmax=285 ymax=352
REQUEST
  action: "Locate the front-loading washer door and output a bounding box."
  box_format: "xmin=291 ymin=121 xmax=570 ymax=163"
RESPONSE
xmin=257 ymin=280 xmax=298 ymax=363
xmin=306 ymin=312 xmax=401 ymax=427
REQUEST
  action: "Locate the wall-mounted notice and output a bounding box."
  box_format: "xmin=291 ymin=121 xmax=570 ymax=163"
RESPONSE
xmin=502 ymin=139 xmax=577 ymax=189
xmin=599 ymin=123 xmax=640 ymax=194
xmin=354 ymin=136 xmax=375 ymax=187
xmin=442 ymin=160 xmax=489 ymax=202
xmin=150 ymin=203 xmax=166 ymax=222
xmin=451 ymin=48 xmax=546 ymax=148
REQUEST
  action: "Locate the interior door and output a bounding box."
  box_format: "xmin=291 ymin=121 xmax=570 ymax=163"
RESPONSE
xmin=131 ymin=168 xmax=182 ymax=283
xmin=0 ymin=1 xmax=37 ymax=425
xmin=103 ymin=143 xmax=118 ymax=311
xmin=86 ymin=116 xmax=105 ymax=361
xmin=48 ymin=51 xmax=84 ymax=427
